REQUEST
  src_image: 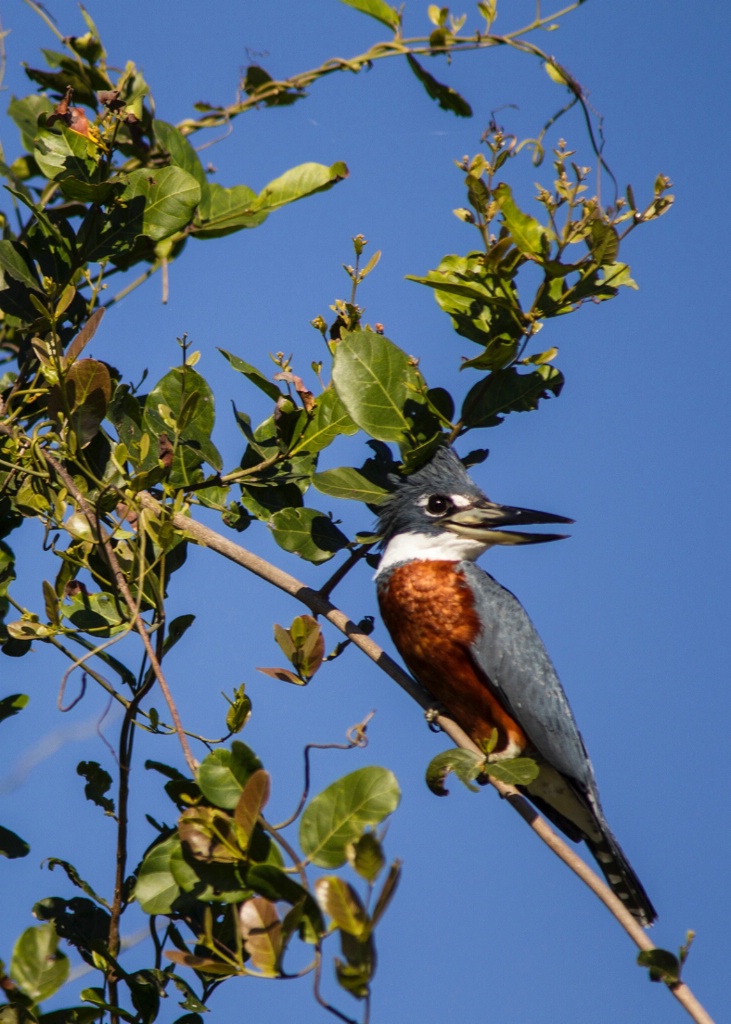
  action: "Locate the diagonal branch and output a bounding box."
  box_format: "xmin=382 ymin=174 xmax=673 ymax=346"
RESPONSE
xmin=138 ymin=494 xmax=713 ymax=1024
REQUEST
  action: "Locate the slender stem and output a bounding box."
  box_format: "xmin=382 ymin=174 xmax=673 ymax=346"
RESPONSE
xmin=41 ymin=453 xmax=198 ymax=774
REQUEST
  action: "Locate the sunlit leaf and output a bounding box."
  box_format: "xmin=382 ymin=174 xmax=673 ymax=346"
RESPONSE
xmin=10 ymin=924 xmax=69 ymax=1003
xmin=197 ymin=742 xmax=263 ymax=810
xmin=339 ymin=0 xmax=400 ymax=30
xmin=300 ymin=767 xmax=400 ymax=868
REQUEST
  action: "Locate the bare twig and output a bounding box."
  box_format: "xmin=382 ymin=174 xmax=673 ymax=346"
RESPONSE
xmin=40 ymin=454 xmax=198 ymax=774
xmin=140 ymin=495 xmax=714 ymax=1024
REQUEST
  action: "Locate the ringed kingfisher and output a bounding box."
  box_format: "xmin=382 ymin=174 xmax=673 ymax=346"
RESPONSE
xmin=375 ymin=446 xmax=656 ymax=926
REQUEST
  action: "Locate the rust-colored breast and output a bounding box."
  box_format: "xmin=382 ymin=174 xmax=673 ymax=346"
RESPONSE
xmin=378 ymin=561 xmax=527 ymax=756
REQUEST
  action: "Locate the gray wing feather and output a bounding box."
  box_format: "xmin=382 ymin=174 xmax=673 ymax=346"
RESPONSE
xmin=461 ymin=561 xmax=596 ymax=791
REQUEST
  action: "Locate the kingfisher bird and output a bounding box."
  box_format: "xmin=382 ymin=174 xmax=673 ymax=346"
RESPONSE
xmin=375 ymin=446 xmax=656 ymax=926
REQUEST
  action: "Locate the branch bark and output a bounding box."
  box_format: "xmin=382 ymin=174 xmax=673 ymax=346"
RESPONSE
xmin=139 ymin=495 xmax=715 ymax=1024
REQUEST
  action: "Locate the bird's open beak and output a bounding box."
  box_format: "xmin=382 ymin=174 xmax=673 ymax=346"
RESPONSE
xmin=443 ymin=500 xmax=573 ymax=546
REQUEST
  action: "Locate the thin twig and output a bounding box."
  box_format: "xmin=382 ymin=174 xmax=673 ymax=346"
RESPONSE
xmin=139 ymin=494 xmax=715 ymax=1024
xmin=41 ymin=454 xmax=197 ymax=774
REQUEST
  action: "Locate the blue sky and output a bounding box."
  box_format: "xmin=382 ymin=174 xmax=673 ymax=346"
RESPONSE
xmin=1 ymin=2 xmax=729 ymax=1022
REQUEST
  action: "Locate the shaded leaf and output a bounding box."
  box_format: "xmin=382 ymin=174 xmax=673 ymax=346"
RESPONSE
xmin=406 ymin=55 xmax=472 ymax=117
xmin=44 ymin=858 xmax=110 ymax=908
xmin=0 ymin=824 xmax=30 ymax=859
xmin=247 ymin=865 xmax=324 ymax=941
xmin=311 ymin=465 xmax=389 ymax=503
xmin=239 ymin=898 xmax=282 ymax=976
xmin=346 ymin=832 xmax=385 ymax=884
xmin=219 ymin=348 xmax=282 ymax=401
xmin=300 ymin=767 xmax=400 ymax=868
xmin=637 ymin=948 xmax=681 ymax=984
xmin=460 ymin=365 xmax=564 ymax=428
xmin=269 ymin=507 xmax=349 ymax=564
xmin=0 ymin=693 xmax=29 ymax=724
xmin=76 ymin=761 xmax=115 ymax=816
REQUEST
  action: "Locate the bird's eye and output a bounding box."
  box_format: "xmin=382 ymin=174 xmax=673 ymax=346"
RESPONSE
xmin=425 ymin=494 xmax=453 ymax=516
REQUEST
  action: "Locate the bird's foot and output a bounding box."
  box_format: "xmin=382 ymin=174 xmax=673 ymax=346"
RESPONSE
xmin=424 ymin=704 xmax=447 ymax=733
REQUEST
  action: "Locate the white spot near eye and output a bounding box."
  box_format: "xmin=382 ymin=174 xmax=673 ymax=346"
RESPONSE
xmin=449 ymin=494 xmax=472 ymax=509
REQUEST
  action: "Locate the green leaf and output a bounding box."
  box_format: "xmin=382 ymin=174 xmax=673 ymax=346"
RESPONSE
xmin=233 ymin=769 xmax=271 ymax=846
xmin=460 ymin=365 xmax=564 ymax=428
xmin=39 ymin=1008 xmax=104 ymax=1024
xmin=197 ymin=742 xmax=263 ymax=810
xmin=484 ymin=757 xmax=540 ymax=786
xmin=495 ymin=183 xmax=547 ymax=258
xmin=194 ymin=183 xmax=267 ymax=238
xmin=269 ymin=507 xmax=349 ymax=564
xmin=406 ymin=55 xmax=472 ymax=117
xmin=587 ymin=219 xmax=620 ymax=266
xmin=289 ymin=388 xmax=358 ymax=455
xmin=121 ymin=167 xmax=201 ymax=242
xmin=218 ymin=349 xmax=282 ymax=401
xmin=153 ymin=120 xmax=207 ymax=187
xmin=60 ymin=589 xmax=126 ymax=637
xmin=408 ymin=253 xmax=524 ymax=348
xmin=142 ymin=366 xmax=222 ymax=481
xmin=637 ymin=948 xmax=681 ymax=984
xmin=0 ymin=239 xmax=43 ymax=320
xmin=44 ymin=858 xmax=110 ymax=908
xmin=0 ymin=693 xmax=29 ymax=724
xmin=270 ymin=615 xmax=325 ymax=681
xmin=10 ymin=924 xmax=69 ymax=1004
xmin=338 ymin=0 xmax=400 ymax=30
xmin=224 ymin=684 xmax=252 ymax=734
xmin=300 ymin=766 xmax=400 ymax=868
xmin=332 ymin=331 xmax=438 ymax=447
xmin=134 ymin=835 xmax=182 ymax=914
xmin=247 ymin=865 xmax=324 ymax=941
xmin=77 ymin=761 xmax=115 ymax=816
xmin=254 ymin=162 xmax=349 ymax=213
xmin=8 ymin=94 xmax=55 ymax=150
xmin=0 ymin=824 xmax=31 ymax=859
xmin=311 ymin=465 xmax=389 ymax=503
xmin=426 ymin=748 xmax=484 ymax=795
xmin=51 ymin=358 xmax=112 ymax=448
xmin=33 ymin=126 xmax=99 ymax=183
xmin=346 ymin=832 xmax=385 ymax=883
xmin=315 ymin=876 xmax=369 ymax=938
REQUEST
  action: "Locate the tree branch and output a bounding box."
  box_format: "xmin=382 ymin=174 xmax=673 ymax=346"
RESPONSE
xmin=139 ymin=495 xmax=714 ymax=1024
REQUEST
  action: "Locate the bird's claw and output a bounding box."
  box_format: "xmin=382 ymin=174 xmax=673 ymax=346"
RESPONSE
xmin=424 ymin=705 xmax=446 ymax=732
